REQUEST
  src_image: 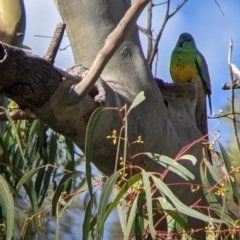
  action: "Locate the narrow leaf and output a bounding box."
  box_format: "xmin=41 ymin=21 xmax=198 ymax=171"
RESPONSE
xmin=85 ymin=107 xmax=105 ymax=199
xmin=157 ymin=197 xmax=175 ymax=234
xmin=200 ymin=163 xmax=235 ymax=225
xmin=178 ymin=154 xmax=197 ymax=165
xmin=128 ymin=91 xmax=146 ymax=113
xmin=82 ymin=199 xmax=94 ymax=240
xmin=218 ymin=141 xmax=239 ymax=205
xmin=0 ymin=107 xmax=27 ymax=166
xmin=52 ymin=171 xmax=80 ymax=217
xmin=96 ymin=172 xmax=119 ymax=238
xmin=143 ymin=153 xmax=195 ymax=181
xmin=97 ymin=174 xmax=142 ymax=231
xmin=124 ymin=193 xmax=139 ymax=240
xmin=0 ymin=175 xmax=14 ymax=240
xmin=141 ymin=170 xmax=155 ymax=239
xmin=152 ymin=176 xmax=224 ymax=223
xmin=17 ymin=165 xmax=46 ymax=188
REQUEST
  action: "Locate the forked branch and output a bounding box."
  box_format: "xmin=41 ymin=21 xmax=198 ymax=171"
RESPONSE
xmin=69 ymin=0 xmax=151 ymax=104
xmin=147 ymin=0 xmax=188 ymax=69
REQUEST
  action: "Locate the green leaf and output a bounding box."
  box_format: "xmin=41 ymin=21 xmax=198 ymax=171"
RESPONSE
xmin=0 ymin=107 xmax=27 ymax=166
xmin=82 ymin=199 xmax=94 ymax=240
xmin=205 ymin=160 xmax=223 ymax=183
xmin=128 ymin=91 xmax=146 ymax=113
xmin=143 ymin=153 xmax=195 ymax=181
xmin=85 ymin=107 xmax=105 ymax=199
xmin=157 ymin=197 xmax=175 ymax=234
xmin=124 ymin=193 xmax=139 ymax=240
xmin=52 ymin=171 xmax=80 ymax=217
xmin=135 ymin=193 xmax=144 ymax=239
xmin=14 ymin=169 xmax=40 ymax=235
xmin=55 ymin=207 xmax=60 ymax=240
xmin=38 ymin=133 xmax=58 ymax=207
xmin=16 ymin=165 xmax=46 ymax=188
xmin=141 ymin=170 xmax=155 ymax=239
xmin=218 ymin=141 xmax=239 ymax=205
xmin=166 ymin=210 xmax=189 ymax=232
xmin=123 ymin=104 xmax=128 ymax=176
xmin=96 ymin=172 xmax=119 ymax=239
xmin=178 ymin=154 xmax=197 ymax=165
xmin=175 ymin=213 xmax=189 ymax=236
xmin=200 ymin=163 xmax=235 ymax=225
xmin=0 ymin=175 xmax=14 ymax=240
xmin=59 ymin=192 xmax=82 ymax=218
xmin=151 ymin=175 xmax=224 ymax=223
xmin=98 ymin=174 xmax=142 ymax=231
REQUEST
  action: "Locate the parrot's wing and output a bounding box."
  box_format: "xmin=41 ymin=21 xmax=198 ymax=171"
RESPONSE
xmin=195 ymin=52 xmax=211 ymax=95
xmin=195 ymin=51 xmax=212 ymax=114
xmin=169 ymin=51 xmax=176 ymax=81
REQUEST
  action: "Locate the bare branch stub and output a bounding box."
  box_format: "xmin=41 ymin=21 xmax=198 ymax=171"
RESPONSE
xmin=222 ymin=63 xmax=240 ymax=90
xmin=43 ymin=22 xmax=66 ymax=64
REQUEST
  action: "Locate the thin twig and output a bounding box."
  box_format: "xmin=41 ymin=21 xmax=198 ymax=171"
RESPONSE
xmin=209 ymin=112 xmax=240 ymax=118
xmin=168 ymin=0 xmax=188 ymax=18
xmin=154 ymin=51 xmax=159 ymax=77
xmin=146 ymin=1 xmax=153 ymax=60
xmin=138 ymin=25 xmax=154 ymax=39
xmin=0 ymin=109 xmax=37 ymax=121
xmin=34 ymin=34 xmax=67 ymax=38
xmin=214 ymin=0 xmax=225 ymax=16
xmin=209 ymin=115 xmax=240 ymax=124
xmin=148 ymin=0 xmax=188 ymax=68
xmin=59 ymin=44 xmax=71 ymax=51
xmin=43 ymin=23 xmax=66 ymax=64
xmin=69 ymin=0 xmax=151 ymax=104
xmin=148 ymin=0 xmax=170 ymax=68
xmin=228 ymin=38 xmax=240 ymax=152
xmin=225 ymin=117 xmax=240 ymax=124
xmin=152 ymin=1 xmax=168 ymax=7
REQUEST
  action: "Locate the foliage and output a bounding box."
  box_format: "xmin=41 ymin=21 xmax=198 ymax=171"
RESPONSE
xmin=0 ymin=1 xmax=240 ymax=239
xmin=0 ymin=115 xmax=84 ymax=239
xmin=1 ymin=92 xmax=240 ymax=239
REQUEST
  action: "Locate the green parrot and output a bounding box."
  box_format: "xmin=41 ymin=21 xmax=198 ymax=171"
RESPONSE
xmin=170 ymin=32 xmax=212 ymax=137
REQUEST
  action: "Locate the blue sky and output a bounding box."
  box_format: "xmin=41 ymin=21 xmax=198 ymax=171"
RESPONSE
xmin=23 ymin=0 xmax=240 ymax=145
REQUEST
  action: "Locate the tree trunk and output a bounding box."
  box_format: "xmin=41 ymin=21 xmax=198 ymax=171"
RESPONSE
xmin=0 ymin=0 xmax=212 ymax=237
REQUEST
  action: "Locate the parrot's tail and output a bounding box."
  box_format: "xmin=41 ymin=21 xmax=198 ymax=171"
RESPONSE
xmin=196 ymin=98 xmax=212 ymax=163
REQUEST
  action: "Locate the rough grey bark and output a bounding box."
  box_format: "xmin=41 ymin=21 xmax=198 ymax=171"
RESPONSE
xmin=0 ymin=0 xmax=26 ymax=135
xmin=0 ymin=0 xmax=212 ymax=238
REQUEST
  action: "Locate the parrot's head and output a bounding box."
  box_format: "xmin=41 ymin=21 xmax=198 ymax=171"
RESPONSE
xmin=176 ymin=33 xmax=196 ymax=48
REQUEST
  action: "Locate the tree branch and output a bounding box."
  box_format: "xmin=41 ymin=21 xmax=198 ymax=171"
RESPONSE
xmin=148 ymin=0 xmax=188 ymax=68
xmin=0 ymin=109 xmax=37 ymax=121
xmin=0 ymin=43 xmax=79 ymax=109
xmin=68 ymin=0 xmax=151 ymax=105
xmin=146 ymin=1 xmax=153 ymax=61
xmin=43 ymin=22 xmax=66 ymax=64
xmin=222 ymin=63 xmax=240 ymax=89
